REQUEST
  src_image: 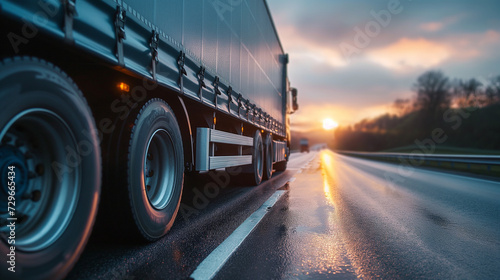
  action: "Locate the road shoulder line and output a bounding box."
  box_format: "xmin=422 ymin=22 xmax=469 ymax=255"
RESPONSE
xmin=190 ymin=190 xmax=287 ymax=280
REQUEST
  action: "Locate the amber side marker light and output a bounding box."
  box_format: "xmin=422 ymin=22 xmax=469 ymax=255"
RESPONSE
xmin=118 ymin=82 xmax=130 ymax=92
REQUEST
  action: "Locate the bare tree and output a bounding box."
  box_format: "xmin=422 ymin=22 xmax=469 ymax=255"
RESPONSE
xmin=413 ymin=70 xmax=451 ymax=113
xmin=454 ymin=78 xmax=483 ymax=107
xmin=393 ymin=98 xmax=413 ymax=116
xmin=485 ymin=75 xmax=500 ymax=105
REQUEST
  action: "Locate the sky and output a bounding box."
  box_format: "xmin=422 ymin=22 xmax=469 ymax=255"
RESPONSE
xmin=266 ymin=0 xmax=500 ymax=131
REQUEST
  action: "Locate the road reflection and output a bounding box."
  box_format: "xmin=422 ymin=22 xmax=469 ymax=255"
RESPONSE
xmin=276 ymin=151 xmax=358 ymax=278
xmin=321 ymin=152 xmax=336 ymax=208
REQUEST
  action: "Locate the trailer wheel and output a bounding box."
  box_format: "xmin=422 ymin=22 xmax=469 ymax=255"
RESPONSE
xmin=244 ymin=130 xmax=264 ymax=185
xmin=0 ymin=57 xmax=101 ymax=279
xmin=263 ymin=134 xmax=273 ymax=180
xmin=127 ymin=99 xmax=184 ymax=241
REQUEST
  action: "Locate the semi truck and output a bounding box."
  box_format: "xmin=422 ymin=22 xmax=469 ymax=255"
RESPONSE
xmin=0 ymin=0 xmax=298 ymax=279
xmin=300 ymin=138 xmax=309 ymax=153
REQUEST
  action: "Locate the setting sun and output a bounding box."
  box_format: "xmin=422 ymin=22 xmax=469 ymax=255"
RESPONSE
xmin=323 ymin=118 xmax=338 ymax=130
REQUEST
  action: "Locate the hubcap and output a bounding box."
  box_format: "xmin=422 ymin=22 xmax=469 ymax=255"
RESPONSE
xmin=0 ymin=145 xmax=29 ymax=201
xmin=0 ymin=109 xmax=80 ymax=251
xmin=144 ymin=129 xmax=176 ymax=210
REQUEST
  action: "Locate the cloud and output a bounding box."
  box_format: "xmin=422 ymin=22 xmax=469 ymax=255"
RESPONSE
xmin=278 ymin=25 xmax=348 ymax=68
xmin=367 ymin=38 xmax=451 ymax=70
xmin=419 ymin=14 xmax=464 ymax=33
xmin=366 ymin=30 xmax=500 ymax=71
xmin=433 ymin=29 xmax=500 ymax=63
xmin=438 ymin=30 xmax=500 ymax=78
xmin=366 ymin=29 xmax=500 ymax=74
xmin=420 ymin=22 xmax=444 ymax=32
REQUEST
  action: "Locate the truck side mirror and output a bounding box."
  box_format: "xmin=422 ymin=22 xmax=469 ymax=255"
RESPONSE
xmin=291 ymin=88 xmax=298 ymax=111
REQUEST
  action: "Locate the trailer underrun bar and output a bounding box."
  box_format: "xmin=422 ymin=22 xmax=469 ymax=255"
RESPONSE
xmin=196 ymin=128 xmax=287 ymax=171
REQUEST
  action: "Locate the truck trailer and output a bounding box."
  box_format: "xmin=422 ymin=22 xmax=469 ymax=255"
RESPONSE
xmin=0 ymin=0 xmax=297 ymax=278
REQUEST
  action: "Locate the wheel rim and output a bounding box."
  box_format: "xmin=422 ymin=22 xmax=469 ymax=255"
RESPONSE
xmin=0 ymin=109 xmax=80 ymax=252
xmin=144 ymin=129 xmax=176 ymax=210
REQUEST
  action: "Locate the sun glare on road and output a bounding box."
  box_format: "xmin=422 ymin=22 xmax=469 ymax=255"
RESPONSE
xmin=323 ymin=118 xmax=338 ymax=130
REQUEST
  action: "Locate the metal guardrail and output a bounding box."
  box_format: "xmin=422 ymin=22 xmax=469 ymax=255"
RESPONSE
xmin=337 ymin=151 xmax=500 ymax=169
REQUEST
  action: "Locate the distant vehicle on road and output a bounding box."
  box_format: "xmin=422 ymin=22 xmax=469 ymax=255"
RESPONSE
xmin=300 ymin=138 xmax=310 ymax=153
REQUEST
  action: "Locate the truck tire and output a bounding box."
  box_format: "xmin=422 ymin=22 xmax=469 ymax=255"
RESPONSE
xmin=0 ymin=57 xmax=101 ymax=280
xmin=127 ymin=98 xmax=184 ymax=241
xmin=245 ymin=130 xmax=264 ymax=185
xmin=263 ymin=133 xmax=273 ymax=180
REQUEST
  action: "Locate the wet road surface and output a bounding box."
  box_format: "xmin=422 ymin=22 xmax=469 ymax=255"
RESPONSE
xmin=68 ymin=150 xmax=500 ymax=279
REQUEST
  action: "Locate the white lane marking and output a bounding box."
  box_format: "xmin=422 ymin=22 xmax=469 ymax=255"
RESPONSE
xmin=288 ymin=177 xmax=296 ymax=182
xmin=190 ymin=190 xmax=287 ymax=280
xmin=296 ymin=169 xmax=302 ymax=174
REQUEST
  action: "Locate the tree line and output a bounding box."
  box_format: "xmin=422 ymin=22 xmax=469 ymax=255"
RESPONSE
xmin=334 ymin=71 xmax=500 ymax=152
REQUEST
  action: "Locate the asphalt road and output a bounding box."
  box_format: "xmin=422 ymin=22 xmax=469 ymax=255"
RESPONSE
xmin=68 ymin=150 xmax=500 ymax=280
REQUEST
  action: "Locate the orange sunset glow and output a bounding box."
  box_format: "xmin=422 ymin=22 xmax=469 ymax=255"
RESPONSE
xmin=322 ymin=118 xmax=339 ymax=130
